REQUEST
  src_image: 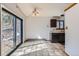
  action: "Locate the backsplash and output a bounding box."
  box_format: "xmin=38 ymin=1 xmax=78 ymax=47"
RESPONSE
xmin=50 ymin=27 xmax=64 ymax=33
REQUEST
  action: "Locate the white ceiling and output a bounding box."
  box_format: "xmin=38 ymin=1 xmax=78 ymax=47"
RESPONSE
xmin=17 ymin=3 xmax=68 ymax=17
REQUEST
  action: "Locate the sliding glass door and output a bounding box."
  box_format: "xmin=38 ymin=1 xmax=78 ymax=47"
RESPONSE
xmin=1 ymin=8 xmax=23 ymax=56
xmin=1 ymin=10 xmax=15 ymax=55
xmin=16 ymin=18 xmax=21 ymax=46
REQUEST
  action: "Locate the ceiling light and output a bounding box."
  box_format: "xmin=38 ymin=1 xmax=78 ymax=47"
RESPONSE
xmin=32 ymin=8 xmax=39 ymax=16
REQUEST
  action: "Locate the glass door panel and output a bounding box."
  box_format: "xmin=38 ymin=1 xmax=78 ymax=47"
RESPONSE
xmin=1 ymin=8 xmax=23 ymax=56
xmin=16 ymin=18 xmax=21 ymax=46
xmin=1 ymin=10 xmax=15 ymax=55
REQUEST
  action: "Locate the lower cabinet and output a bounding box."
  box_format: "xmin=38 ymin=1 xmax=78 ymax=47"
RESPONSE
xmin=51 ymin=33 xmax=65 ymax=44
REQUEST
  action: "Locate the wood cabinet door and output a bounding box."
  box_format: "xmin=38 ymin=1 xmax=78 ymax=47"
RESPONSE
xmin=50 ymin=19 xmax=57 ymax=27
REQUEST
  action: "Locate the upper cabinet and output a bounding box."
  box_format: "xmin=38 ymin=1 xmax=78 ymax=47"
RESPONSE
xmin=50 ymin=19 xmax=57 ymax=27
xmin=50 ymin=19 xmax=64 ymax=30
xmin=50 ymin=14 xmax=64 ymax=30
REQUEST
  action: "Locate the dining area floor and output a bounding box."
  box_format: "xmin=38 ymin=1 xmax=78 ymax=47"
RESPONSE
xmin=11 ymin=39 xmax=68 ymax=56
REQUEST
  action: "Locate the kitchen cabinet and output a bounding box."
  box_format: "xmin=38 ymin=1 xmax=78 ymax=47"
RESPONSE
xmin=51 ymin=33 xmax=65 ymax=44
xmin=50 ymin=19 xmax=57 ymax=27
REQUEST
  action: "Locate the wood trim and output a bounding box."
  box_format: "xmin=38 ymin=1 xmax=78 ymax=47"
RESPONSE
xmin=64 ymin=3 xmax=77 ymax=12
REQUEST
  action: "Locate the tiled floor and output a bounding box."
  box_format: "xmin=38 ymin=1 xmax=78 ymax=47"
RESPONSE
xmin=11 ymin=39 xmax=68 ymax=56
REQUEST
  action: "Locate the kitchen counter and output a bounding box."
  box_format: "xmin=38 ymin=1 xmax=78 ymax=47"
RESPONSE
xmin=50 ymin=28 xmax=65 ymax=33
xmin=51 ymin=30 xmax=65 ymax=44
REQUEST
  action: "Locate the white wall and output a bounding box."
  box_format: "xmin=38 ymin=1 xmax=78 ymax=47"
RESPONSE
xmin=26 ymin=17 xmax=51 ymax=40
xmin=26 ymin=15 xmax=65 ymax=41
xmin=65 ymin=4 xmax=79 ymax=56
xmin=17 ymin=3 xmax=66 ymax=41
xmin=24 ymin=4 xmax=66 ymax=40
xmin=1 ymin=3 xmax=26 ymax=42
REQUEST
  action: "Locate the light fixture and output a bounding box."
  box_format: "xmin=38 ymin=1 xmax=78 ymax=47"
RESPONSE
xmin=32 ymin=8 xmax=39 ymax=16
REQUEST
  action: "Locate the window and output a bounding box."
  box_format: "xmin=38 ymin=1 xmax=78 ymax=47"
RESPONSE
xmin=57 ymin=20 xmax=64 ymax=30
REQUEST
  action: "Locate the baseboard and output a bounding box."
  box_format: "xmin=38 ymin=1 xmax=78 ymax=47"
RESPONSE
xmin=24 ymin=38 xmax=49 ymax=43
xmin=64 ymin=49 xmax=70 ymax=56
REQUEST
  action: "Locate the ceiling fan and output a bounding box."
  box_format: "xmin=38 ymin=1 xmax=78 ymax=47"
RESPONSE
xmin=32 ymin=8 xmax=39 ymax=16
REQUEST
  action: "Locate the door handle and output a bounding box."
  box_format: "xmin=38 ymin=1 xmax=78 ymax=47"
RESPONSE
xmin=65 ymin=26 xmax=68 ymax=30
